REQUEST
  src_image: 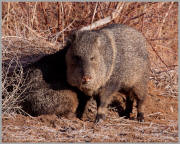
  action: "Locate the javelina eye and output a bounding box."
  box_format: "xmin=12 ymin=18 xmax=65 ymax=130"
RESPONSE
xmin=73 ymin=55 xmax=81 ymax=61
xmin=90 ymin=56 xmax=95 ymax=61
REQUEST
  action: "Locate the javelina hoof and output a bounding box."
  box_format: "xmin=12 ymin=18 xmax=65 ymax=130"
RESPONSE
xmin=94 ymin=114 xmax=105 ymax=123
xmin=137 ymin=112 xmax=144 ymax=122
xmin=124 ymin=113 xmax=130 ymax=119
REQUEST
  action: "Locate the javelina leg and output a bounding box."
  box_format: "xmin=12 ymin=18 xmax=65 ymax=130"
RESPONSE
xmin=94 ymin=94 xmax=110 ymax=123
xmin=76 ymin=90 xmax=91 ymax=119
xmin=136 ymin=99 xmax=144 ymax=122
xmin=124 ymin=92 xmax=134 ymax=118
xmin=133 ymin=85 xmax=146 ymax=122
xmin=95 ymin=84 xmax=119 ymax=123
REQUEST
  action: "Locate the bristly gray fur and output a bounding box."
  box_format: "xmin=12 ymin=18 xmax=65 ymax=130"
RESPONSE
xmin=22 ymin=49 xmax=79 ymax=118
xmin=66 ymin=24 xmax=150 ymax=122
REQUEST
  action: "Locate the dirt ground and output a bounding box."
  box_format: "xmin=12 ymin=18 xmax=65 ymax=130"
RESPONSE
xmin=2 ymin=87 xmax=178 ymax=142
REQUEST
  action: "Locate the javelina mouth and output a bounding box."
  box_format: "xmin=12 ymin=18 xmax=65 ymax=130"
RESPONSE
xmin=79 ymin=86 xmax=94 ymax=96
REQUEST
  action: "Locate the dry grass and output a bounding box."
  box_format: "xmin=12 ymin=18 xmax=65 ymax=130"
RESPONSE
xmin=1 ymin=2 xmax=178 ymax=142
xmin=2 ymin=56 xmax=25 ymax=114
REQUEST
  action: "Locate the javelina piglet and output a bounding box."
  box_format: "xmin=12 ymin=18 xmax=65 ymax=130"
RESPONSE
xmin=66 ymin=24 xmax=150 ymax=123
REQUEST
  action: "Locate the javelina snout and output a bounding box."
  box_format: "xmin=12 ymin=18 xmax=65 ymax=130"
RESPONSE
xmin=81 ymin=75 xmax=92 ymax=84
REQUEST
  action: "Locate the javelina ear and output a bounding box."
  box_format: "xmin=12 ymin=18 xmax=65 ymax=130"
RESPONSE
xmin=95 ymin=36 xmax=103 ymax=48
xmin=65 ymin=31 xmax=78 ymax=49
xmin=68 ymin=30 xmax=78 ymax=43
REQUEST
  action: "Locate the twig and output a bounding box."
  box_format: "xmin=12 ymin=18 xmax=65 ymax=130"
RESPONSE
xmin=149 ymin=37 xmax=174 ymax=41
xmin=52 ymin=19 xmax=76 ymax=42
xmin=60 ymin=2 xmax=65 ymax=45
xmin=21 ymin=22 xmax=57 ymax=47
xmin=40 ymin=2 xmax=48 ymax=26
xmin=91 ymin=3 xmax=98 ymax=26
xmin=98 ymin=2 xmax=105 ymax=18
xmin=146 ymin=38 xmax=168 ymax=68
xmin=31 ymin=2 xmax=37 ymax=27
xmin=157 ymin=2 xmax=174 ymax=37
xmin=146 ymin=112 xmax=162 ymax=117
xmin=141 ymin=4 xmax=146 ymax=32
xmin=126 ymin=13 xmax=146 ymax=23
xmin=155 ymin=44 xmax=178 ymax=56
xmin=57 ymin=2 xmax=61 ymax=31
xmin=80 ymin=2 xmax=125 ymax=31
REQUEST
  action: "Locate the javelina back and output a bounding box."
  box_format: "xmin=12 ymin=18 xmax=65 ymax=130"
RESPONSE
xmin=66 ymin=24 xmax=150 ymax=122
xmin=22 ymin=47 xmax=89 ymax=118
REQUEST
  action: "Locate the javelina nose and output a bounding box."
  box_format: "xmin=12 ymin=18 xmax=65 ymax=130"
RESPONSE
xmin=82 ymin=75 xmax=92 ymax=84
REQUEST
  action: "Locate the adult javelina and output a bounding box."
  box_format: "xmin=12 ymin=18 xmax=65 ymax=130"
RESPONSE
xmin=66 ymin=24 xmax=150 ymax=122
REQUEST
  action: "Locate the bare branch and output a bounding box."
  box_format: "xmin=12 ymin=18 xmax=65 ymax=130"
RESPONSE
xmin=80 ymin=2 xmax=125 ymax=31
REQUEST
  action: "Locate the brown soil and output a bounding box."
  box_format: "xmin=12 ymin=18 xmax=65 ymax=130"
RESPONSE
xmin=2 ymin=89 xmax=178 ymax=142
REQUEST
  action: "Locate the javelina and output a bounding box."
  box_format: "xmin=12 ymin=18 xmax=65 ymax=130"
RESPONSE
xmin=22 ymin=47 xmax=89 ymax=118
xmin=66 ymin=24 xmax=150 ymax=122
